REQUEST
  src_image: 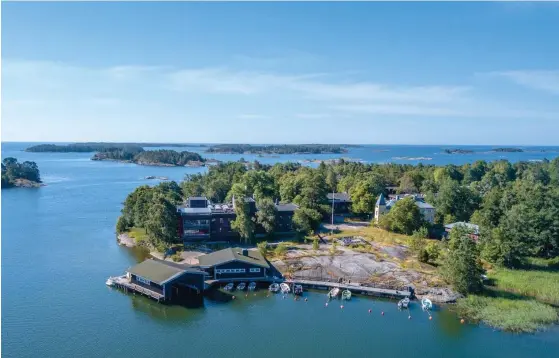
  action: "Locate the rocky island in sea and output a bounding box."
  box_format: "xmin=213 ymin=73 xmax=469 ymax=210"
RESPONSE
xmin=492 ymin=147 xmax=524 ymax=153
xmin=92 ymin=148 xmax=207 ymax=167
xmin=1 ymin=157 xmax=43 ymax=188
xmin=444 ymin=148 xmax=475 ymax=154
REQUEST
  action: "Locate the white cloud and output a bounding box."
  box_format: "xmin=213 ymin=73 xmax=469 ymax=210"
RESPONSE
xmin=489 ymin=70 xmax=559 ymax=95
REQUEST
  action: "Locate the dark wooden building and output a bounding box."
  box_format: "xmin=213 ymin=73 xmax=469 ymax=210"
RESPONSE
xmin=126 ymin=259 xmax=207 ymax=303
xmin=327 ymin=192 xmax=352 ymax=214
xmin=198 ymin=247 xmax=270 ymax=281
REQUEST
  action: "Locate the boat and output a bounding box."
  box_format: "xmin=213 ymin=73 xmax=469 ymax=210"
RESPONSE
xmin=341 ymin=289 xmax=352 ymax=300
xmin=398 ymin=297 xmax=410 ymax=309
xmin=224 ymin=283 xmax=234 ymax=291
xmin=269 ymin=283 xmax=280 ymax=292
xmin=105 ymin=277 xmax=114 ymax=286
xmin=280 ymin=283 xmax=291 ymax=294
xmin=421 ymin=298 xmax=433 ymax=310
xmin=236 ymin=282 xmax=246 ymax=291
xmin=293 ymin=284 xmax=303 ymax=295
xmin=248 ymin=282 xmax=257 ymax=291
xmin=328 ymin=287 xmax=340 ymax=299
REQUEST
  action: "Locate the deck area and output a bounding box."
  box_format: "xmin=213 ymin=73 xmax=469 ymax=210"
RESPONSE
xmin=111 ymin=275 xmax=164 ymax=301
xmin=285 ymin=279 xmax=411 ymax=299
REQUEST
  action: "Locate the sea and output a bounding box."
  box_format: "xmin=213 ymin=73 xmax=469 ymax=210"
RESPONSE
xmin=2 ymin=142 xmax=559 ymax=358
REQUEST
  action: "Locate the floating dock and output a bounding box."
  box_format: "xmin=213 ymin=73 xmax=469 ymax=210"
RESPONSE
xmin=285 ymin=279 xmax=411 ymax=299
xmin=109 ymin=275 xmax=164 ymax=302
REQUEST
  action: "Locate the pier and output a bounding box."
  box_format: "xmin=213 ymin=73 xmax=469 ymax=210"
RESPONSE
xmin=285 ymin=279 xmax=412 ymax=299
xmin=110 ymin=275 xmax=164 ymax=302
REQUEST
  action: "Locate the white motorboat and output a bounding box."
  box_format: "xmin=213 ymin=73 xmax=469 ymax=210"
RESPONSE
xmin=224 ymin=283 xmax=235 ymax=291
xmin=248 ymin=282 xmax=257 ymax=291
xmin=269 ymin=283 xmax=280 ymax=292
xmin=236 ymin=282 xmax=247 ymax=291
xmin=280 ymin=283 xmax=291 ymax=294
xmin=105 ymin=277 xmax=115 ymax=286
xmin=328 ymin=287 xmax=340 ymax=299
xmin=398 ymin=297 xmax=410 ymax=309
xmin=421 ymin=298 xmax=433 ymax=310
xmin=294 ymin=284 xmax=303 ymax=295
xmin=341 ymin=289 xmax=352 ymax=300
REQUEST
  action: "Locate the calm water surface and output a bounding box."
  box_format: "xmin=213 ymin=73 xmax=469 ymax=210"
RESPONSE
xmin=2 ymin=142 xmax=559 ymax=358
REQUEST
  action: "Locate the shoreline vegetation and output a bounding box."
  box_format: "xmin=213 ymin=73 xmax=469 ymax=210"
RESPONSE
xmin=1 ymin=158 xmax=42 ymax=188
xmin=444 ymin=147 xmax=526 ymax=154
xmin=92 ymin=148 xmax=207 ymax=167
xmin=24 ymin=142 xmax=204 ymax=152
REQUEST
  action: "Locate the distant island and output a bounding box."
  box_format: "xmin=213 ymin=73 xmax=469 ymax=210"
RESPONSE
xmin=205 ymin=144 xmax=348 ymax=155
xmin=93 ymin=149 xmax=206 ymax=167
xmin=492 ymin=147 xmax=524 ymax=153
xmin=444 ymin=149 xmax=474 ymax=154
xmin=1 ymin=158 xmax=42 ymax=188
xmin=25 ymin=142 xmax=201 ymax=153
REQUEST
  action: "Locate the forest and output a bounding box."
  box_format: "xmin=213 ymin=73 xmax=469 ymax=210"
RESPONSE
xmin=93 ymin=149 xmax=205 ymax=166
xmin=118 ymin=157 xmax=559 ymax=273
xmin=1 ymin=157 xmax=41 ymax=188
xmin=25 ymin=142 xmax=198 ymax=152
xmin=205 ymin=144 xmax=348 ymax=154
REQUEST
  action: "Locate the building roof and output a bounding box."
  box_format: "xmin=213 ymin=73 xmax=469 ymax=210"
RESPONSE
xmin=198 ymin=247 xmax=270 ymax=269
xmin=415 ymin=201 xmax=435 ymax=210
xmin=275 ymin=203 xmax=299 ymax=212
xmin=444 ymin=222 xmax=480 ymax=235
xmin=179 ymin=207 xmax=211 ymax=215
xmin=327 ymin=192 xmax=351 ymax=202
xmin=376 ymin=193 xmax=386 ymax=206
xmin=127 ymin=259 xmax=205 ymax=285
xmin=188 ymin=196 xmax=208 ymax=201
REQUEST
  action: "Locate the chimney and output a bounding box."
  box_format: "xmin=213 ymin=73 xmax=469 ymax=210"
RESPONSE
xmin=242 ymin=249 xmax=248 ymax=256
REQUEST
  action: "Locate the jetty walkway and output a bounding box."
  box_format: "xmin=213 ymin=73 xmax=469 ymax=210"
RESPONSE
xmin=285 ymin=279 xmax=411 ymax=299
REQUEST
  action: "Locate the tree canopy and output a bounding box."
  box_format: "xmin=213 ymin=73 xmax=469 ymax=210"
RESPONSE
xmin=1 ymin=157 xmax=41 ymax=188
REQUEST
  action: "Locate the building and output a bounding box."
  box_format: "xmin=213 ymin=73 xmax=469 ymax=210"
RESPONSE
xmin=327 ymin=192 xmax=352 ymax=214
xmin=444 ymin=222 xmax=480 ymax=241
xmin=198 ymin=247 xmax=270 ymax=281
xmin=375 ymin=193 xmax=435 ymax=224
xmin=178 ymin=196 xmax=298 ymax=242
xmin=125 ymin=259 xmax=207 ymax=303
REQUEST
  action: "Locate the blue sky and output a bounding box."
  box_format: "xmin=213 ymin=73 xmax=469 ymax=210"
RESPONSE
xmin=2 ymin=2 xmax=559 ymax=145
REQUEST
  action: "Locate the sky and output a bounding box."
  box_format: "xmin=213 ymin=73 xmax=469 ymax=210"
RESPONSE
xmin=2 ymin=1 xmax=559 ymax=145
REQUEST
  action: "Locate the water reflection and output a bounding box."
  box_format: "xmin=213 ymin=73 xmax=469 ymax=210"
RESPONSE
xmin=130 ymin=295 xmax=206 ymax=323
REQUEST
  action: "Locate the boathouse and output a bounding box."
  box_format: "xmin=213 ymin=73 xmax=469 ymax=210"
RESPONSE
xmin=125 ymin=259 xmax=207 ymax=302
xmin=198 ymin=247 xmax=270 ymax=281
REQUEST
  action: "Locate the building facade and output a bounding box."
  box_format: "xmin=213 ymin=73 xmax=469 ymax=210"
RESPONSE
xmin=375 ymin=193 xmax=435 ymax=224
xmin=327 ymin=192 xmax=352 ymax=214
xmin=197 ymin=247 xmax=270 ymax=281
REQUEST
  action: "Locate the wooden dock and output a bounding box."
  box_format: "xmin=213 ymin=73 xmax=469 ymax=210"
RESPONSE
xmin=110 ymin=276 xmax=164 ymax=302
xmin=285 ymin=279 xmax=411 ymax=299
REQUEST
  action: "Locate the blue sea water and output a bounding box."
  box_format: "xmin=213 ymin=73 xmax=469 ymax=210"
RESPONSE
xmin=2 ymin=142 xmax=559 ymax=358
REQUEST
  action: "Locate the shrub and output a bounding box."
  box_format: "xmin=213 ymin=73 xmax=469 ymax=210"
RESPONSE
xmin=426 ymin=242 xmax=441 ymax=262
xmin=312 ymin=238 xmax=319 ymax=251
xmin=274 ymin=243 xmax=288 ymax=257
xmin=257 ymin=241 xmax=268 ymax=258
xmin=418 ymin=248 xmax=430 ymax=263
xmin=171 ymin=252 xmax=183 ymax=262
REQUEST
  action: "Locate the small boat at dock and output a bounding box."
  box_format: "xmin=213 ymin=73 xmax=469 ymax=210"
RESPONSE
xmin=224 ymin=283 xmax=234 ymax=291
xmin=398 ymin=297 xmax=410 ymax=309
xmin=328 ymin=287 xmax=340 ymax=299
xmin=280 ymin=283 xmax=291 ymax=294
xmin=421 ymin=298 xmax=433 ymax=310
xmin=294 ymin=284 xmax=303 ymax=295
xmin=341 ymin=289 xmax=352 ymax=300
xmin=236 ymin=282 xmax=246 ymax=291
xmin=269 ymin=283 xmax=280 ymax=292
xmin=248 ymin=282 xmax=257 ymax=291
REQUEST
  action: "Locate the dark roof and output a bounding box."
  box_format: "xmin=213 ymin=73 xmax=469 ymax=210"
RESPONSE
xmin=127 ymin=259 xmax=205 ymax=285
xmin=188 ymin=196 xmax=208 ymax=201
xmin=444 ymin=222 xmax=480 ymax=235
xmin=275 ymin=203 xmax=299 ymax=212
xmin=376 ymin=193 xmax=386 ymax=206
xmin=327 ymin=192 xmax=351 ymax=202
xmin=179 ymin=207 xmax=211 ymax=214
xmin=198 ymin=247 xmax=270 ymax=268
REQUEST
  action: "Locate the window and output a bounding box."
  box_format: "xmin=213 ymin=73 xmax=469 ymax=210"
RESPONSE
xmin=216 ymin=268 xmax=245 ymax=274
xmin=136 ymin=276 xmax=151 ymax=285
xmin=249 ymin=268 xmax=261 ymax=273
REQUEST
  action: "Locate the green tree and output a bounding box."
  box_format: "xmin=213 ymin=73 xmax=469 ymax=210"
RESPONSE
xmin=145 ymin=194 xmax=180 ymax=249
xmin=378 ymin=197 xmax=423 ymax=235
xmin=435 ymin=179 xmax=480 ymax=223
xmin=230 ymin=183 xmax=255 ymax=242
xmin=293 ymin=208 xmax=322 ymax=235
xmin=350 ymin=174 xmax=386 ymax=216
xmin=116 ymin=216 xmax=130 ymax=234
xmin=441 ymin=225 xmax=483 ymax=294
xmin=312 ymin=238 xmax=319 ymax=251
xmin=255 ymin=198 xmax=277 ymax=235
xmin=410 ymin=227 xmax=428 ymax=254
xmin=257 ymin=241 xmax=268 ymax=258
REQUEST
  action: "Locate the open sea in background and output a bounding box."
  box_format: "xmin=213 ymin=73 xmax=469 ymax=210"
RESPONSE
xmin=2 ymin=142 xmax=559 ymax=358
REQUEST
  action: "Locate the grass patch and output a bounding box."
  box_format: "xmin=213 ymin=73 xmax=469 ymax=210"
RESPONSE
xmin=489 ymin=268 xmax=559 ymax=305
xmin=456 ymin=294 xmax=558 ymax=333
xmin=127 ymin=227 xmax=148 ymax=244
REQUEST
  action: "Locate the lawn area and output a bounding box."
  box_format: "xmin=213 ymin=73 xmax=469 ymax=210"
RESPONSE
xmin=456 ymin=294 xmax=558 ymax=333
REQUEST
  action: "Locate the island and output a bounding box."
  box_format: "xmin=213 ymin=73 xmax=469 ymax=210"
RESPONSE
xmin=205 ymin=144 xmax=348 ymax=155
xmin=492 ymin=147 xmax=524 ymax=153
xmin=1 ymin=157 xmax=42 ymax=188
xmin=92 ymin=149 xmax=206 ymax=167
xmin=444 ymin=148 xmax=474 ymax=154
xmin=25 ymin=142 xmax=201 ymax=153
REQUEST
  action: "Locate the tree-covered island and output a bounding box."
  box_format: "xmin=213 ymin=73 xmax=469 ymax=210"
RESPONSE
xmin=1 ymin=158 xmax=42 ymax=188
xmin=92 ymin=148 xmax=205 ymax=166
xmin=25 ymin=142 xmax=199 ymax=152
xmin=205 ymin=144 xmax=349 ymax=154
